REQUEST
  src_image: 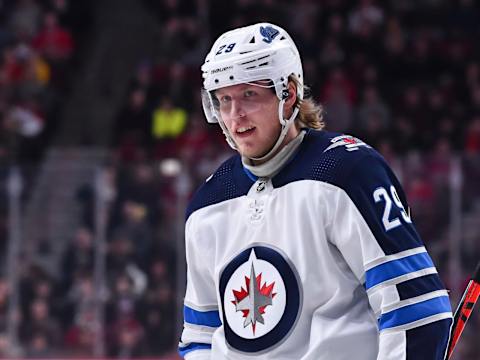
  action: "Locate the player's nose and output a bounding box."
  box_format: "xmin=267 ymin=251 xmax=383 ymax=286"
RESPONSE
xmin=229 ymin=99 xmax=247 ymax=120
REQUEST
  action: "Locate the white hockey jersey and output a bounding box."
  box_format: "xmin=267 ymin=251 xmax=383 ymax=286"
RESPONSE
xmin=179 ymin=130 xmax=452 ymax=359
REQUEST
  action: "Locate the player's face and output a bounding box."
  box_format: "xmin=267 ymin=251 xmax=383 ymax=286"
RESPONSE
xmin=215 ymin=83 xmax=283 ymax=160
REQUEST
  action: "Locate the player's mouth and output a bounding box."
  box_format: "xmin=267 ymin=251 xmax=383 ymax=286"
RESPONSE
xmin=235 ymin=126 xmax=256 ymax=138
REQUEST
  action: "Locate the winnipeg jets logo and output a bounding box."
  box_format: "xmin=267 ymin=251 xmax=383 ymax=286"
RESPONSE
xmin=232 ymin=262 xmax=276 ymax=335
xmin=323 ymin=135 xmax=370 ymax=153
xmin=219 ymin=245 xmax=301 ymax=352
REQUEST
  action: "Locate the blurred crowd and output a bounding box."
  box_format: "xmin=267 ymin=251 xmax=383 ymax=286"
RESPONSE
xmin=113 ymin=0 xmax=480 ymax=358
xmin=0 ymin=0 xmax=92 ymax=164
xmin=1 ymin=0 xmax=480 ymax=358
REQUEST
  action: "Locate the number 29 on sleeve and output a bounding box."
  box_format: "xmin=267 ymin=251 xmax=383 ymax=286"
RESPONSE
xmin=373 ymin=185 xmax=412 ymax=231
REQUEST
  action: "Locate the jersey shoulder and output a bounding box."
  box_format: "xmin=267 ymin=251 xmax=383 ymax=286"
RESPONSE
xmin=186 ymin=154 xmax=254 ymax=220
xmin=281 ymin=130 xmax=418 ymax=255
xmin=274 ymin=130 xmax=387 ymax=190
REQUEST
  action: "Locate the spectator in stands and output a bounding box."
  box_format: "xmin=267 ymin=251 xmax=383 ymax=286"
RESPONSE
xmin=63 ymin=272 xmax=97 ymax=356
xmin=108 ymin=319 xmax=146 ymax=358
xmin=0 ymin=45 xmax=25 ymax=88
xmin=61 ymin=226 xmax=95 ymax=293
xmin=465 ymin=115 xmax=480 ymax=154
xmin=0 ymin=277 xmax=8 ymax=331
xmin=348 ymin=0 xmax=384 ymax=36
xmin=355 ymin=85 xmax=390 ymax=147
xmin=106 ymin=271 xmax=147 ymax=357
xmin=151 ymin=96 xmax=188 ymax=158
xmin=8 ymin=0 xmax=42 ymax=41
xmin=25 ymin=331 xmax=52 ymax=358
xmin=18 ymin=46 xmax=51 ymax=97
xmin=427 ymin=137 xmax=453 ymax=187
xmin=113 ymin=88 xmax=151 ymax=162
xmin=106 ymin=234 xmax=138 ymax=280
xmin=320 ymin=67 xmax=356 ymax=132
xmin=114 ymin=201 xmax=153 ymax=264
xmin=31 ymin=10 xmax=73 ymax=89
xmin=20 ymin=297 xmax=61 ymax=348
xmin=109 ymin=163 xmax=160 ymax=230
xmin=0 ymin=332 xmax=10 ymax=357
xmin=142 ymin=268 xmax=174 ymax=356
xmin=32 ymin=11 xmax=73 ymax=63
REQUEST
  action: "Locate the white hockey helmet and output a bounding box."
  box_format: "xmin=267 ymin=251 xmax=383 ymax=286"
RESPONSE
xmin=201 ymin=23 xmax=304 ymax=159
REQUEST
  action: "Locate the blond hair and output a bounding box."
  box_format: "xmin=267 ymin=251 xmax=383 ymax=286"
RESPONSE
xmin=290 ymin=75 xmax=325 ymax=130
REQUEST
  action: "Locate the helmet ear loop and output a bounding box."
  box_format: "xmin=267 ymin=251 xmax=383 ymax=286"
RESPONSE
xmin=279 ymin=84 xmax=290 ymax=126
xmin=279 ymin=84 xmax=299 ymax=126
xmin=278 ymin=98 xmax=288 ymax=127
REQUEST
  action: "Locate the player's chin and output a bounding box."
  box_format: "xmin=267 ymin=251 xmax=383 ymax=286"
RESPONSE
xmin=239 ymin=146 xmax=267 ymax=159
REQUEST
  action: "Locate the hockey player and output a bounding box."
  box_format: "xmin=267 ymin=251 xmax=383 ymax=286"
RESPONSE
xmin=179 ymin=22 xmax=452 ymax=359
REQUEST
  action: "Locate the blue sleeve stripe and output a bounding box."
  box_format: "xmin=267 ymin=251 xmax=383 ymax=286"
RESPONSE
xmin=365 ymin=252 xmax=434 ymax=290
xmin=379 ymin=296 xmax=452 ymax=331
xmin=178 ymin=342 xmax=211 ymax=357
xmin=184 ymin=305 xmax=222 ymax=327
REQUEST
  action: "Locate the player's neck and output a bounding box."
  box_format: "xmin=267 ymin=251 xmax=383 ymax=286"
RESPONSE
xmin=242 ymin=129 xmax=306 ymax=179
xmin=251 ymin=124 xmax=300 ymax=166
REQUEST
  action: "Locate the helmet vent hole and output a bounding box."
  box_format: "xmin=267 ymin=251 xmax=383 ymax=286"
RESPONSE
xmin=229 ymin=75 xmax=234 ymax=80
xmin=215 ymin=79 xmax=219 ymax=83
xmin=258 ymin=62 xmax=268 ymax=67
xmin=280 ymin=36 xmax=286 ymax=40
xmin=249 ymin=37 xmax=255 ymax=43
xmin=240 ymin=54 xmax=270 ymax=66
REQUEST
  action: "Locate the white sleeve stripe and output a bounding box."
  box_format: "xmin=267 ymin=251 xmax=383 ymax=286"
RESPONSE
xmin=184 ymin=301 xmax=219 ymax=312
xmin=184 ymin=322 xmax=218 ymax=333
xmin=381 ymin=290 xmax=450 ymax=314
xmin=364 ymin=246 xmax=427 ymax=271
xmin=367 ymin=267 xmax=438 ymax=294
xmin=181 ymin=326 xmax=215 ymax=345
xmin=380 ymin=313 xmax=452 ymax=334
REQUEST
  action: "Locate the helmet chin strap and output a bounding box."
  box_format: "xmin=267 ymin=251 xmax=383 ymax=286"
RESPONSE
xmin=249 ymin=99 xmax=299 ymax=163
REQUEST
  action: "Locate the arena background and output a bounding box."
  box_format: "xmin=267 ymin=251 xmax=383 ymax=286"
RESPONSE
xmin=0 ymin=0 xmax=479 ymax=358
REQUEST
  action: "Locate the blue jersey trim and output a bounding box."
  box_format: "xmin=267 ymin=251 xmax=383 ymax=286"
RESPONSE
xmin=184 ymin=305 xmax=222 ymax=327
xmin=379 ymin=296 xmax=451 ymax=331
xmin=243 ymin=167 xmax=258 ymax=181
xmin=365 ymin=252 xmax=434 ymax=290
xmin=178 ymin=342 xmax=211 ymax=357
xmin=186 ymin=155 xmax=254 ymax=220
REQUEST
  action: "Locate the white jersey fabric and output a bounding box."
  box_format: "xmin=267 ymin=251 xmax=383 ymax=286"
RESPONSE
xmin=179 ymin=130 xmax=452 ymax=360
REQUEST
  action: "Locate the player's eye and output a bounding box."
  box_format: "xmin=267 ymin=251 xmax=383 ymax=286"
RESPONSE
xmin=220 ymin=95 xmax=232 ymax=103
xmin=244 ymin=90 xmax=256 ymax=98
